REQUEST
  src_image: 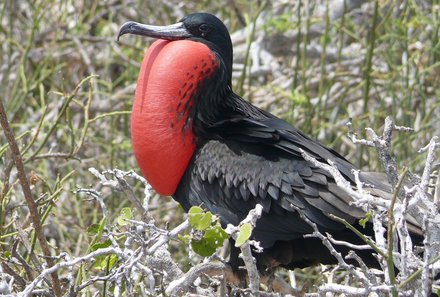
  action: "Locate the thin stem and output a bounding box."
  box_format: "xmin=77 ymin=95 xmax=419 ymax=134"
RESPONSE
xmin=0 ymin=99 xmax=62 ymax=297
xmin=236 ymin=2 xmax=266 ymax=96
xmin=328 ymin=214 xmax=387 ymax=258
xmin=398 ymin=253 xmax=440 ymax=289
xmin=363 ymin=0 xmax=379 ymax=114
xmin=387 ymin=167 xmax=408 ymax=297
xmin=25 ymin=74 xmax=97 ymax=163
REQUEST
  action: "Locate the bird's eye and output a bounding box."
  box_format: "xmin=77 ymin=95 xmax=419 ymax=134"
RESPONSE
xmin=198 ymin=24 xmax=211 ymax=36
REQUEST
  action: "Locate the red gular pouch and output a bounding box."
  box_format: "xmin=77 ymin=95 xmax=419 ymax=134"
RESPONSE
xmin=132 ymin=39 xmax=218 ymax=195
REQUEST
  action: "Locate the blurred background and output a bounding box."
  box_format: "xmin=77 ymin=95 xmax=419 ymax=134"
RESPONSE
xmin=1 ymin=0 xmax=439 ymax=293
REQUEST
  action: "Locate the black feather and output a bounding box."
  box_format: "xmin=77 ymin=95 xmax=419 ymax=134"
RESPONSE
xmin=267 ymin=184 xmax=280 ymax=200
xmin=280 ymin=180 xmax=293 ymax=195
xmin=239 ymin=182 xmax=250 ymax=201
xmin=284 ymin=171 xmax=305 ymax=188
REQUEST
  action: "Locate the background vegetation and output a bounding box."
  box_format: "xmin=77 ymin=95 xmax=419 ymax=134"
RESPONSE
xmin=1 ymin=0 xmax=439 ymax=295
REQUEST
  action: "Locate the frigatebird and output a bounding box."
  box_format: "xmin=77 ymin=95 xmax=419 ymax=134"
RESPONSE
xmin=118 ymin=13 xmax=422 ymax=272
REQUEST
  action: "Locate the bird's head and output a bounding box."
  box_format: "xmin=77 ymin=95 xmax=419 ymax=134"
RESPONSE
xmin=118 ymin=13 xmax=233 ymax=196
xmin=118 ymin=13 xmax=233 ymax=85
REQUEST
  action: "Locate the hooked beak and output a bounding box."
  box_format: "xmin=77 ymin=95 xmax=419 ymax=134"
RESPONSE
xmin=117 ymin=21 xmax=192 ymax=41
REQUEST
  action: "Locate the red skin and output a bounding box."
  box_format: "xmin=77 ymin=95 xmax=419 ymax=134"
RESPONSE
xmin=132 ymin=39 xmax=217 ymax=195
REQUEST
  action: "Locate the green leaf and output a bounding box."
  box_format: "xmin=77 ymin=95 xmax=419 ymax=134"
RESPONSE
xmin=188 ymin=206 xmax=212 ymax=230
xmin=190 ymin=223 xmax=229 ymax=257
xmin=359 ymin=211 xmax=372 ymax=228
xmin=90 ymin=217 xmax=106 ymax=238
xmin=198 ymin=212 xmax=212 ymax=230
xmin=188 ymin=206 xmax=203 ymax=226
xmin=107 ymin=254 xmax=118 ymax=270
xmin=204 ymin=225 xmax=228 ymax=248
xmin=191 ymin=239 xmax=216 ymax=257
xmin=178 ymin=234 xmax=191 ymax=245
xmin=92 ymin=256 xmax=106 ymax=270
xmin=92 ymin=254 xmax=118 ymax=270
xmin=97 ymin=217 xmax=106 ymax=236
xmin=235 ymin=223 xmax=252 ymax=247
xmin=87 ymin=223 xmax=100 ymax=235
xmin=117 ymin=207 xmax=133 ymax=226
xmin=87 ymin=218 xmax=107 ymax=252
xmin=91 ymin=239 xmax=112 ymax=252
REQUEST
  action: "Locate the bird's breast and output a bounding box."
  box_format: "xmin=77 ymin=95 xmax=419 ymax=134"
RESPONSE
xmin=132 ymin=39 xmax=218 ymax=195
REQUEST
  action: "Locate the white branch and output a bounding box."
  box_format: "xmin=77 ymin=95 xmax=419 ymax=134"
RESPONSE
xmin=147 ymin=220 xmax=190 ymax=254
xmin=165 ymin=262 xmax=226 ymax=296
xmin=319 ymin=283 xmax=411 ymax=296
xmin=21 ymin=247 xmax=121 ymax=296
xmin=225 ymin=204 xmax=263 ymax=294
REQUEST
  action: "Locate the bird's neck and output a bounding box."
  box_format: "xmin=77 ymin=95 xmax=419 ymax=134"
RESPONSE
xmin=191 ymin=85 xmax=269 ymax=141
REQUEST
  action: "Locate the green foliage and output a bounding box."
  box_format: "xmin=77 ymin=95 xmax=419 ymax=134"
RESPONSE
xmin=359 ymin=211 xmax=372 ymax=229
xmin=263 ymin=12 xmax=298 ymax=35
xmin=87 ymin=223 xmax=102 ymax=236
xmin=191 ymin=238 xmax=217 ymax=257
xmin=188 ymin=206 xmax=213 ymax=231
xmin=88 ymin=224 xmax=119 ymax=272
xmin=188 ymin=206 xmax=228 ymax=257
xmin=92 ymin=254 xmax=119 ymax=271
xmin=191 ymin=224 xmax=229 ymax=257
xmin=2 ymin=251 xmax=11 ymax=259
xmin=87 ymin=217 xmax=107 ymax=251
xmin=235 ymin=223 xmax=252 ymax=247
xmin=90 ymin=239 xmax=112 ymax=252
xmin=117 ymin=207 xmax=133 ymax=226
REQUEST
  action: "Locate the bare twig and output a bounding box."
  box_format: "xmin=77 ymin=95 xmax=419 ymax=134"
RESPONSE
xmin=418 ymin=136 xmax=439 ymax=193
xmin=88 ymin=168 xmax=148 ymax=216
xmin=319 ymin=283 xmax=411 ymax=296
xmin=386 ymin=168 xmax=409 ymax=297
xmin=21 ymin=247 xmax=119 ymax=296
xmin=147 ymin=220 xmax=190 ymax=254
xmin=165 ymin=262 xmax=227 ymax=296
xmin=294 ymin=207 xmax=371 ymax=289
xmin=305 ymin=118 xmax=440 ymax=295
xmin=225 ymin=204 xmax=263 ymax=294
xmin=300 ymin=149 xmax=391 ymax=209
